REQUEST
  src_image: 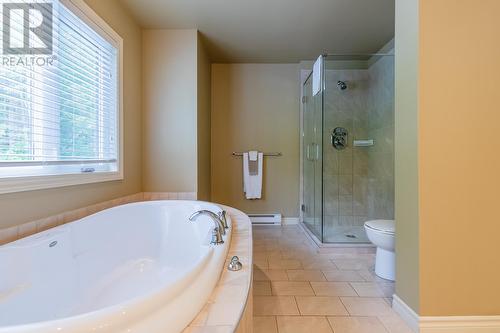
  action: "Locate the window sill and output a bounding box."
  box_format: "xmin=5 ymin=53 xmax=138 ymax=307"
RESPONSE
xmin=0 ymin=171 xmax=124 ymax=195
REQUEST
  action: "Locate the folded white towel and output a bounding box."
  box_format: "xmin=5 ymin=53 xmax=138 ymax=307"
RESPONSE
xmin=243 ymin=151 xmax=263 ymax=200
xmin=249 ymin=150 xmax=258 ymax=161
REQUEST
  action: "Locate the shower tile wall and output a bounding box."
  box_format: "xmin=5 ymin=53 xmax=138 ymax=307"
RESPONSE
xmin=323 ymin=57 xmax=394 ymax=242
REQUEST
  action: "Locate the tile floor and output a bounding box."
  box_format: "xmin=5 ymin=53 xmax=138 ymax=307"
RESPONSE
xmin=252 ymin=225 xmax=412 ymax=333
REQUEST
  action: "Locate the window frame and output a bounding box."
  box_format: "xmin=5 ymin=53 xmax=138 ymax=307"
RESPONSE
xmin=0 ymin=0 xmax=124 ymax=194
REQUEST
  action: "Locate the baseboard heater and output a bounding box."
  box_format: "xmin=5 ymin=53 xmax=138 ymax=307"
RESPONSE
xmin=248 ymin=213 xmax=282 ymax=225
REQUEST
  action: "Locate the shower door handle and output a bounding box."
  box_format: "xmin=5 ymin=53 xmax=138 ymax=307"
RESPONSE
xmin=306 ymin=144 xmax=320 ymax=161
xmin=306 ymin=144 xmax=315 ymax=161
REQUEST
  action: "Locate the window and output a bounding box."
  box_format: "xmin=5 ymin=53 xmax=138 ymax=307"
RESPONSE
xmin=0 ymin=0 xmax=122 ymax=193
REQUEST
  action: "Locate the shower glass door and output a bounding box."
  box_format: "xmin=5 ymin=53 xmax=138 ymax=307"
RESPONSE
xmin=302 ymin=53 xmax=394 ymax=244
xmin=302 ymin=73 xmax=323 ymax=241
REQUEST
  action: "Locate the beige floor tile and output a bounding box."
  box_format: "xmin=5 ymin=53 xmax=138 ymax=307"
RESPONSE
xmin=253 ymin=251 xmax=282 ymax=261
xmin=253 ymin=296 xmax=299 ymax=316
xmin=253 ymin=316 xmax=278 ymax=333
xmin=252 ymin=226 xmax=408 ymax=333
xmin=276 ymin=316 xmax=333 ymax=333
xmin=287 ymin=269 xmax=326 ymax=281
xmin=327 ymin=316 xmax=388 ymax=333
xmin=268 ymin=258 xmax=302 ymax=269
xmin=350 ymin=282 xmax=386 ymax=297
xmin=295 ymin=296 xmax=349 ymax=316
xmin=253 ymin=281 xmax=272 ymax=296
xmin=378 ymin=283 xmax=395 ymax=297
xmin=332 ymin=259 xmax=373 ymax=270
xmin=340 ymin=297 xmax=393 ymax=316
xmin=271 ymin=281 xmax=315 ymax=296
xmin=253 ymin=260 xmax=269 ymax=270
xmin=357 ymin=268 xmax=390 ymax=282
xmin=322 ymin=270 xmax=366 ymax=282
xmin=377 ymin=314 xmax=414 ymax=333
xmin=253 ymin=269 xmax=288 ymax=281
xmin=300 ymin=259 xmax=338 ymax=270
xmin=281 ymin=249 xmax=318 ymax=260
xmin=310 ymin=281 xmax=357 ymax=296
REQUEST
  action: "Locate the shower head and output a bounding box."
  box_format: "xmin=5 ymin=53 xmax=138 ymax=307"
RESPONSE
xmin=337 ymin=81 xmax=347 ymax=90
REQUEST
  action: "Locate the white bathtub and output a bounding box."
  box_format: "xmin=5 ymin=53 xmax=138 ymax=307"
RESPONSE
xmin=0 ymin=200 xmax=232 ymax=333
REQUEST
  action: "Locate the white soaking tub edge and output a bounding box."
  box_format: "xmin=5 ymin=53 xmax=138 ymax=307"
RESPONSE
xmin=0 ymin=200 xmax=232 ymax=333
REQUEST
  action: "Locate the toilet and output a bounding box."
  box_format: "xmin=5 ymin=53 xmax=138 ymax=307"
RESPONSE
xmin=364 ymin=219 xmax=395 ymax=281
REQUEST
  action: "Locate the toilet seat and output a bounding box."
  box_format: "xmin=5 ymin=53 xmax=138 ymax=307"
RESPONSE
xmin=364 ymin=220 xmax=395 ymax=235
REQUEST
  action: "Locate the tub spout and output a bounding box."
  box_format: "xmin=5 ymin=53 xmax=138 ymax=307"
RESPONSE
xmin=189 ymin=210 xmax=225 ymax=245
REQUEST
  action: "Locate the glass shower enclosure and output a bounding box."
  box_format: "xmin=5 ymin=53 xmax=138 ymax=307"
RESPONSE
xmin=302 ymin=54 xmax=395 ymax=243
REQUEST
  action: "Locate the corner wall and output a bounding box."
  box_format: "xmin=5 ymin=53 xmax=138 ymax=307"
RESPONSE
xmin=142 ymin=29 xmax=198 ymax=193
xmin=396 ymin=0 xmax=500 ymax=318
xmin=0 ymin=0 xmax=143 ymax=229
xmin=197 ymin=35 xmax=212 ymax=201
xmin=419 ymin=0 xmax=500 ymax=316
xmin=394 ymin=0 xmax=420 ymax=314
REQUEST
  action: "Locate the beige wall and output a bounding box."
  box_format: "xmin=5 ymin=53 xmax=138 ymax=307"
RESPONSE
xmin=396 ymin=0 xmax=500 ymax=316
xmin=211 ymin=64 xmax=300 ymax=217
xmin=419 ymin=0 xmax=500 ymax=316
xmin=0 ymin=0 xmax=143 ymax=229
xmin=197 ymin=35 xmax=212 ymax=201
xmin=394 ymin=0 xmax=420 ymax=313
xmin=142 ymin=29 xmax=198 ymax=192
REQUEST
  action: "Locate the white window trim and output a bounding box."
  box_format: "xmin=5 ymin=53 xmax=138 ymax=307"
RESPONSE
xmin=0 ymin=0 xmax=124 ymax=194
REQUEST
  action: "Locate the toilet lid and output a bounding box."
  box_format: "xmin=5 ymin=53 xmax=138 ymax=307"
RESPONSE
xmin=364 ymin=220 xmax=395 ymax=234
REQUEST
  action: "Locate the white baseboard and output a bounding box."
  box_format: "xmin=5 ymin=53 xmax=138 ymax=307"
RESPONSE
xmin=420 ymin=316 xmax=500 ymax=333
xmin=392 ymin=294 xmax=419 ymax=332
xmin=282 ymin=217 xmax=299 ymax=225
xmin=393 ymin=294 xmax=500 ymax=333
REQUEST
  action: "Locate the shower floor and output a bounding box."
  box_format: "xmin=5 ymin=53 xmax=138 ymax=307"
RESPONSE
xmin=302 ymin=218 xmax=370 ymax=244
xmin=323 ymin=225 xmax=370 ymax=243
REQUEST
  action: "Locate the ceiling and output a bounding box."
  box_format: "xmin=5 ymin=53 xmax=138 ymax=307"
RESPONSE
xmin=120 ymin=0 xmax=395 ymax=63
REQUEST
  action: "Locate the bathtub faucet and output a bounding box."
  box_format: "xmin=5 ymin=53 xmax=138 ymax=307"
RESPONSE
xmin=218 ymin=210 xmax=229 ymax=229
xmin=189 ymin=210 xmax=226 ymax=245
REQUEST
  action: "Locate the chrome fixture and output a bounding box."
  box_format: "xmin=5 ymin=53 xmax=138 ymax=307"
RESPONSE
xmin=337 ymin=80 xmax=347 ymax=90
xmin=218 ymin=210 xmax=229 ymax=229
xmin=189 ymin=210 xmax=225 ymax=245
xmin=228 ymin=256 xmax=243 ymax=271
xmin=232 ymin=152 xmax=282 ymax=157
xmin=332 ymin=127 xmax=348 ymax=150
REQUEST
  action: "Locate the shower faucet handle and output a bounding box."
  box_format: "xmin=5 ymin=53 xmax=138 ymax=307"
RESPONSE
xmin=332 ymin=127 xmax=348 ymax=150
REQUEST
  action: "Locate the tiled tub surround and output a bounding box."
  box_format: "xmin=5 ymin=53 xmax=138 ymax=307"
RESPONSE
xmin=0 ymin=192 xmax=196 ymax=245
xmin=0 ymin=195 xmax=253 ymax=333
xmin=183 ymin=205 xmax=253 ymax=333
xmin=323 ymin=55 xmax=394 ymax=243
xmin=252 ymin=225 xmax=412 ymax=333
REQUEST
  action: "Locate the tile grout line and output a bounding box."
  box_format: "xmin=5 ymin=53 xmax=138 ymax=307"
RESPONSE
xmin=325 ymin=315 xmax=336 ymax=333
xmin=338 ymin=297 xmax=353 ymax=317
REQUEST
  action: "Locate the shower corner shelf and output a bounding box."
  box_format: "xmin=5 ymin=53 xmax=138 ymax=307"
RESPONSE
xmin=353 ymin=139 xmax=374 ymax=147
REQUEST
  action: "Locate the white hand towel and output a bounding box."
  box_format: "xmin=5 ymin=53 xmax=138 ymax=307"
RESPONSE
xmin=243 ymin=151 xmax=263 ymax=199
xmin=249 ymin=150 xmax=258 ymax=161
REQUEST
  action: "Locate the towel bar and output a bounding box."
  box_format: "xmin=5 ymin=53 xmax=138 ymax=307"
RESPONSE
xmin=232 ymin=152 xmax=282 ymax=157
